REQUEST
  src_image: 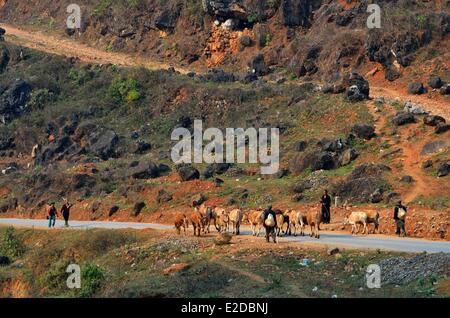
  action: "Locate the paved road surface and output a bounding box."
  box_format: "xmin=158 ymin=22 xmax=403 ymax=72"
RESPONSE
xmin=1 ymin=218 xmax=449 ymax=253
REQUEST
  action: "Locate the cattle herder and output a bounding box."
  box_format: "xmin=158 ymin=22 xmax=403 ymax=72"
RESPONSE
xmin=263 ymin=205 xmax=277 ymax=243
xmin=320 ymin=190 xmax=332 ymax=224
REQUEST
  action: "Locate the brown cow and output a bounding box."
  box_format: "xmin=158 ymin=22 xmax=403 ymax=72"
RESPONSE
xmin=174 ymin=214 xmax=188 ymax=235
xmin=366 ymin=210 xmax=380 ymax=234
xmin=306 ymin=207 xmax=321 ymax=239
xmin=288 ymin=209 xmax=307 ymax=236
xmin=195 ymin=204 xmax=215 ymax=233
xmin=247 ymin=209 xmax=264 ymax=236
xmin=189 ymin=211 xmax=208 ymax=236
xmin=229 ymin=209 xmax=243 ymax=235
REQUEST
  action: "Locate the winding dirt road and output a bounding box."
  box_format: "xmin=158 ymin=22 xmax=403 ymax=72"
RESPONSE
xmin=0 ymin=23 xmax=190 ymax=74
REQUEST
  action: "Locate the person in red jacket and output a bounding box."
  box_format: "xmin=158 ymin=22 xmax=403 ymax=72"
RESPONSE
xmin=47 ymin=202 xmax=57 ymax=228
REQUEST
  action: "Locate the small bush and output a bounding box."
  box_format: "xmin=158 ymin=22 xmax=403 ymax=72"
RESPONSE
xmin=108 ymin=77 xmax=142 ymax=104
xmin=80 ymin=263 xmax=105 ymax=297
xmin=0 ymin=227 xmax=24 ymax=258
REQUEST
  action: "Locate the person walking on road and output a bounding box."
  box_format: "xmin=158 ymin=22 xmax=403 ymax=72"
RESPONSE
xmin=394 ymin=200 xmax=407 ymax=237
xmin=60 ymin=199 xmax=73 ymax=227
xmin=263 ymin=205 xmax=277 ymax=243
xmin=47 ymin=202 xmax=57 ymax=228
xmin=321 ymin=190 xmax=332 ymax=224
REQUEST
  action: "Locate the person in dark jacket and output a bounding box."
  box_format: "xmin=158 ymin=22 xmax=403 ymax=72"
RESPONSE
xmin=47 ymin=202 xmax=57 ymax=228
xmin=321 ymin=190 xmax=332 ymax=224
xmin=263 ymin=205 xmax=277 ymax=243
xmin=60 ymin=199 xmax=73 ymax=227
xmin=393 ymin=200 xmax=407 ymax=237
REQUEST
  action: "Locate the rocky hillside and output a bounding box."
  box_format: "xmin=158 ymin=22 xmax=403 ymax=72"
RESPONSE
xmin=0 ymin=1 xmax=448 ymax=239
xmin=1 ymin=0 xmax=449 ymax=83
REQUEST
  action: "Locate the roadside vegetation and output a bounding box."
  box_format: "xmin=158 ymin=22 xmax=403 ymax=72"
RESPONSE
xmin=0 ymin=227 xmax=448 ymax=298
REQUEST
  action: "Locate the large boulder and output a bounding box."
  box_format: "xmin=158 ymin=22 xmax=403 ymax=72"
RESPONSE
xmin=0 ymin=80 xmax=32 ymax=124
xmin=87 ymin=129 xmax=118 ymax=160
xmin=421 ymin=140 xmax=449 ymax=156
xmin=202 ymin=0 xmax=249 ymax=21
xmin=407 ymin=82 xmax=426 ymax=95
xmin=281 ymin=0 xmax=321 ymax=28
xmin=37 ymin=135 xmax=74 ymax=163
xmin=342 ymin=72 xmax=370 ymax=101
xmin=176 ymin=164 xmax=200 ymax=181
xmin=155 ymin=8 xmax=181 ymax=32
xmin=392 ymin=112 xmax=416 ymax=126
xmin=351 ymin=124 xmax=375 ymax=140
xmin=404 ymin=101 xmax=428 ymax=115
xmin=335 ymin=164 xmax=391 ymax=203
xmin=290 ymin=150 xmax=336 ymax=174
xmin=203 ymin=163 xmax=231 ymax=178
xmin=338 ymin=148 xmax=358 ymax=166
xmin=128 ymin=161 xmax=160 ymax=179
xmin=428 ymin=75 xmax=444 ymax=89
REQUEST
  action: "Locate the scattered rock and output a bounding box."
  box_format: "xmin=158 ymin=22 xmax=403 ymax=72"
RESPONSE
xmin=421 ymin=140 xmax=448 ymax=155
xmin=421 ymin=160 xmax=433 ymax=169
xmin=0 ymin=255 xmax=11 ymax=266
xmin=176 ymin=164 xmax=200 ymax=181
xmin=155 ymin=9 xmax=180 ymax=33
xmin=404 ymin=101 xmax=428 ymax=115
xmin=157 ymin=189 xmax=173 ymax=203
xmin=370 ymin=188 xmax=384 ymax=203
xmin=133 ymin=202 xmax=146 ymax=217
xmin=400 ymin=176 xmax=414 ymax=183
xmin=203 ymin=163 xmax=231 ymax=178
xmin=423 ymin=115 xmax=445 ymax=127
xmin=327 ymin=247 xmax=340 ymax=256
xmin=351 ymin=124 xmax=375 ymax=140
xmin=435 ymin=123 xmax=450 ymax=134
xmin=440 ymin=84 xmax=450 ymax=95
xmin=108 ymin=205 xmax=119 ymax=217
xmin=129 ymin=161 xmax=160 ymax=179
xmin=87 ymin=129 xmax=119 ymax=160
xmin=338 ymin=148 xmax=358 ymax=166
xmin=428 ymin=75 xmax=444 ymax=89
xmin=392 ymin=112 xmax=415 ymax=126
xmin=343 ymin=72 xmax=370 ymax=101
xmin=407 ymin=82 xmax=426 ymax=95
xmin=437 ymin=162 xmax=449 ymax=177
xmin=0 ymin=80 xmax=32 ymax=124
xmin=214 ymin=232 xmax=233 ymax=245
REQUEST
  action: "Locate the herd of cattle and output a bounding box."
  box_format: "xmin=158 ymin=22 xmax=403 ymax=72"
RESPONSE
xmin=174 ymin=204 xmax=381 ymax=240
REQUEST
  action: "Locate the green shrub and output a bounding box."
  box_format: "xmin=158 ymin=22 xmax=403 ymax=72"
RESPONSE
xmin=80 ymin=263 xmax=105 ymax=297
xmin=0 ymin=227 xmax=24 ymax=258
xmin=27 ymin=89 xmax=56 ymax=110
xmin=107 ymin=77 xmax=142 ymax=104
